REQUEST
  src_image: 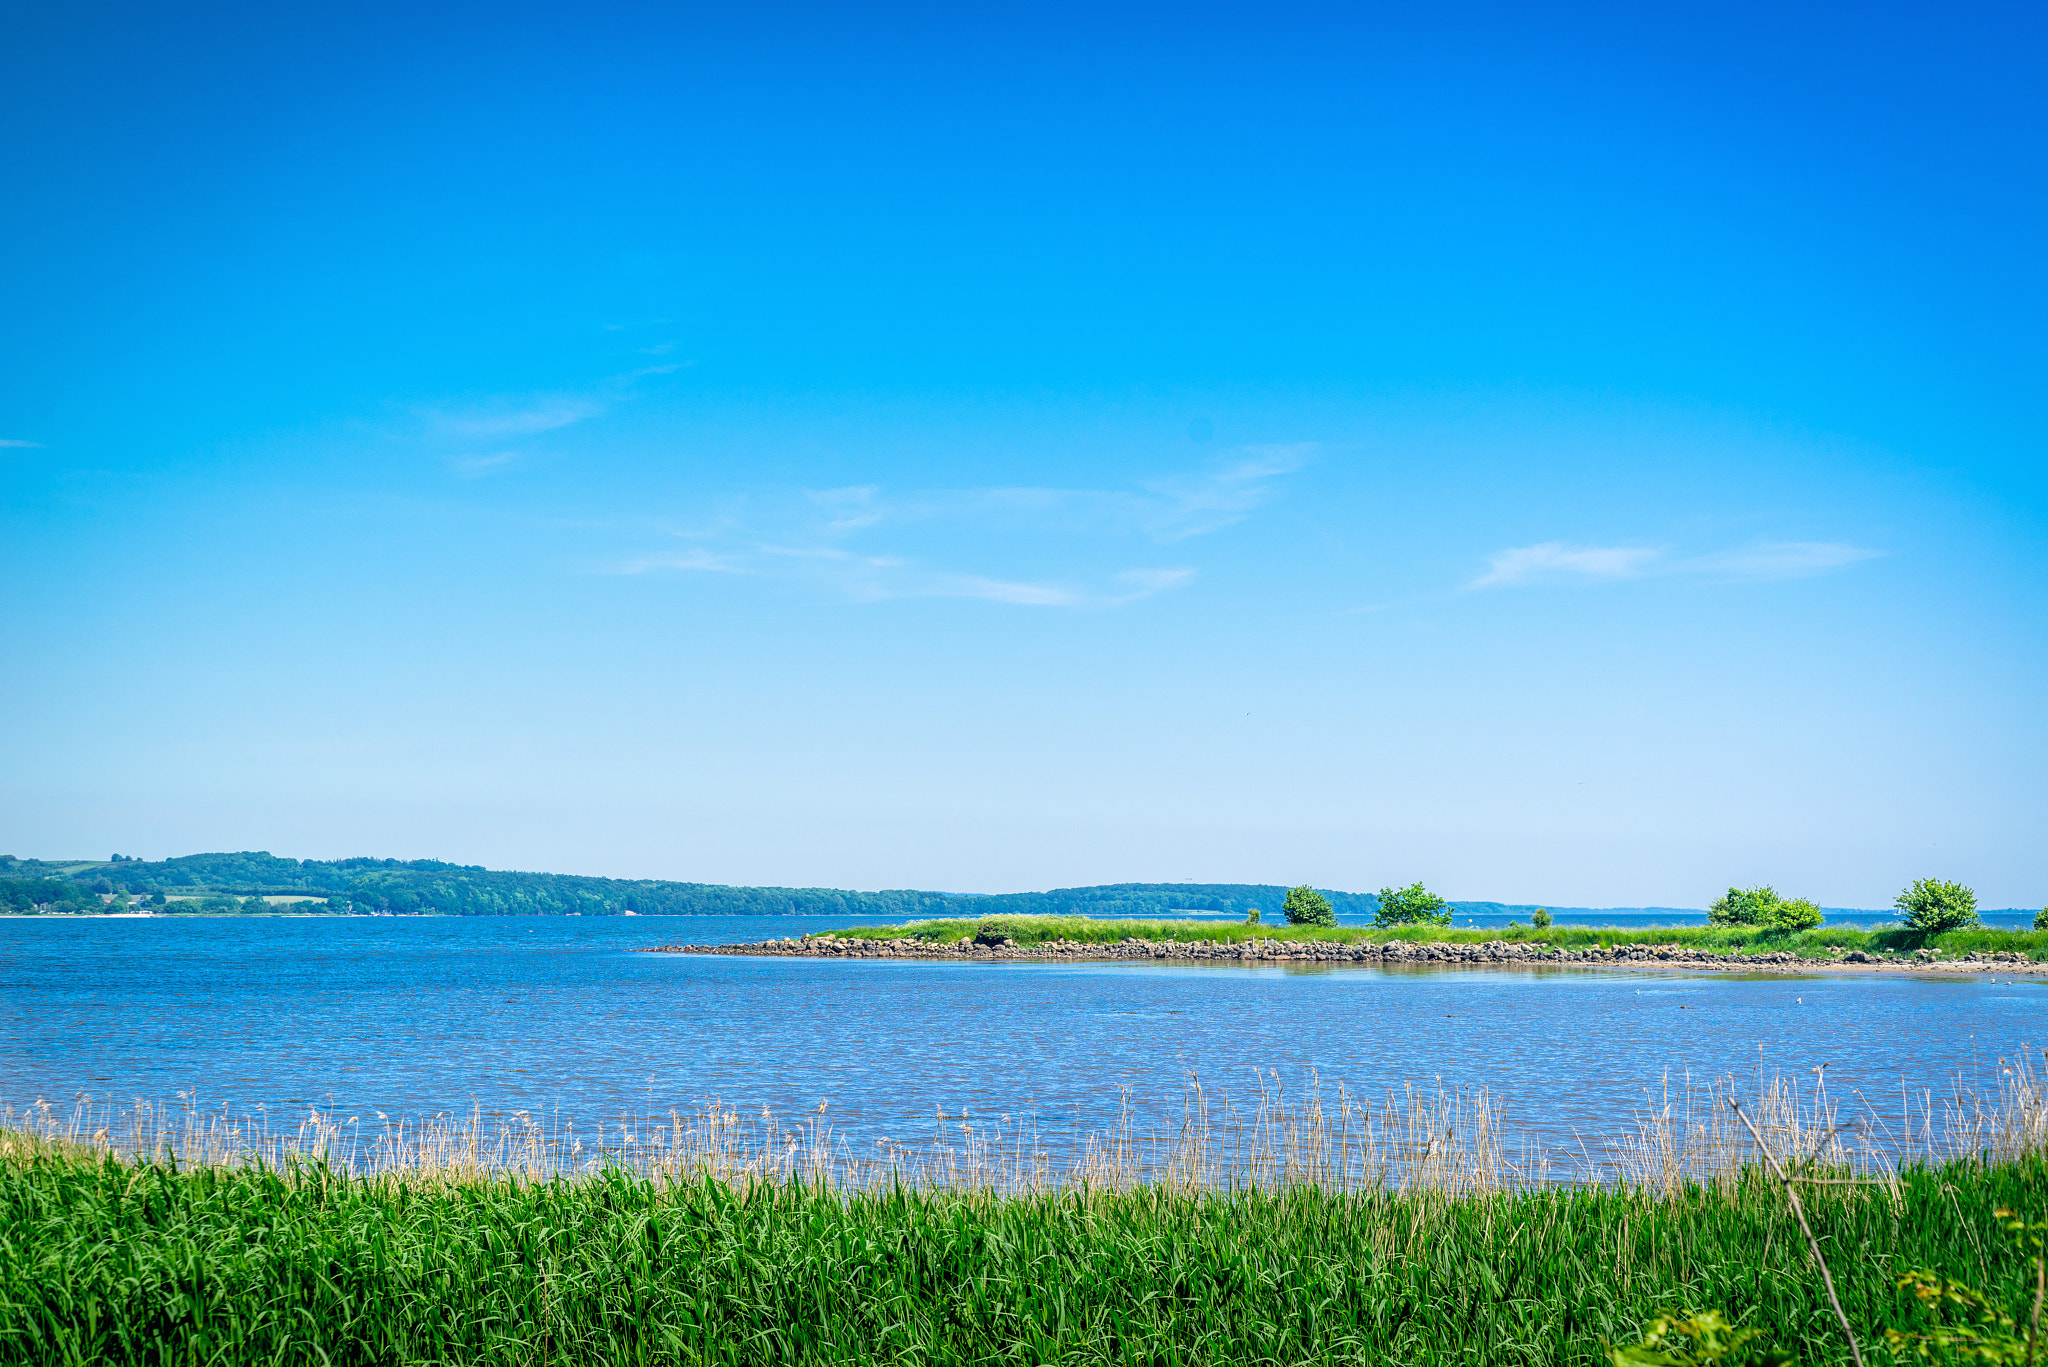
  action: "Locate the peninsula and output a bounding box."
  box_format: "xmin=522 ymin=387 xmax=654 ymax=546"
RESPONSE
xmin=653 ymin=914 xmax=2048 ymax=974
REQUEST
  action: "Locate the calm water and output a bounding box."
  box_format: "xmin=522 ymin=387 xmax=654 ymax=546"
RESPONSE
xmin=2 ymin=915 xmax=2041 ymax=1160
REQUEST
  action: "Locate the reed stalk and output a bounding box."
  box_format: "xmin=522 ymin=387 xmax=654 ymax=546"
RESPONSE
xmin=6 ymin=1046 xmax=2041 ymax=1196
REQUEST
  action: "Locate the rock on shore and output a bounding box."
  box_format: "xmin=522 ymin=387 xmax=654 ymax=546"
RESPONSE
xmin=644 ymin=936 xmax=2046 ymax=974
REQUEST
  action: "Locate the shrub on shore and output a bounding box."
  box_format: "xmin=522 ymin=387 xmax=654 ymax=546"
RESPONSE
xmin=1280 ymin=884 xmax=1334 ymax=927
xmin=1374 ymin=881 xmax=1452 ymax=927
xmin=1707 ymin=886 xmax=1823 ymax=932
xmin=1897 ymin=877 xmax=1980 ymax=932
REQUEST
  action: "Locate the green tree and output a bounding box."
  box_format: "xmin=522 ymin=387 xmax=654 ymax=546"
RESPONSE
xmin=1708 ymin=886 xmax=1774 ymax=926
xmin=1531 ymin=907 xmax=1553 ymax=929
xmin=1281 ymin=885 xmax=1334 ymax=927
xmin=1895 ymin=877 xmax=1979 ymax=932
xmin=1244 ymin=906 xmax=1261 ymax=926
xmin=2033 ymin=907 xmax=2046 ymax=932
xmin=1374 ymin=882 xmax=1450 ymax=927
xmin=1768 ymin=897 xmax=1823 ymax=931
xmin=1707 ymin=886 xmax=1822 ymax=932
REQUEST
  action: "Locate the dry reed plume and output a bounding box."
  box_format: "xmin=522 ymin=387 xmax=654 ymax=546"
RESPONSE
xmin=6 ymin=1046 xmax=2042 ymax=1196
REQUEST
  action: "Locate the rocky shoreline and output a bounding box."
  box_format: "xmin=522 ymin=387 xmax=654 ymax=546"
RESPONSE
xmin=647 ymin=935 xmax=2048 ymax=975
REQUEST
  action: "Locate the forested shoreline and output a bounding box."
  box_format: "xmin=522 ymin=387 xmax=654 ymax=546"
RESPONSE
xmin=1 ymin=855 xmax=1406 ymax=919
xmin=0 ymin=851 xmax=2030 ymax=923
xmin=0 ymin=852 xmax=1456 ymax=919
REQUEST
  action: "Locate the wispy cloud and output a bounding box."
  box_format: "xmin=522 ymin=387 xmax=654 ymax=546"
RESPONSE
xmin=789 ymin=446 xmax=1314 ymax=546
xmin=1679 ymin=541 xmax=1884 ymax=580
xmin=928 ymin=566 xmax=1196 ymax=608
xmin=610 ymin=537 xmax=1195 ymax=609
xmin=422 ymin=360 xmax=686 ymax=474
xmin=613 ymin=548 xmax=749 ymax=575
xmin=944 ymin=576 xmax=1084 ymax=607
xmin=429 ymin=399 xmax=601 ymax=440
xmin=1105 ymin=567 xmax=1198 ymax=602
xmin=1470 ymin=543 xmax=1662 ymax=589
xmin=0 ymin=438 xmax=42 ymax=448
xmin=452 ymin=450 xmax=523 ymax=477
xmin=1468 ymin=539 xmax=1883 ymax=590
xmin=806 ymin=485 xmax=890 ymax=533
xmin=1139 ymin=443 xmax=1314 ymax=541
xmin=597 ymin=451 xmax=1297 ymax=608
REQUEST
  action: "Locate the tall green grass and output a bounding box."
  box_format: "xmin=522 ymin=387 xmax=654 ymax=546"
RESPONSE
xmin=2 ymin=1147 xmax=2044 ymax=1365
xmin=824 ymin=914 xmax=2048 ymax=959
xmin=5 ymin=1055 xmax=2043 ymax=1363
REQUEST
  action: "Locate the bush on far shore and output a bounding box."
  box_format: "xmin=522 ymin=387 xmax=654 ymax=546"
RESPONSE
xmin=1280 ymin=885 xmax=1334 ymax=927
xmin=1896 ymin=878 xmax=1980 ymax=932
xmin=1707 ymin=885 xmax=1824 ymax=932
xmin=1374 ymin=882 xmax=1451 ymax=927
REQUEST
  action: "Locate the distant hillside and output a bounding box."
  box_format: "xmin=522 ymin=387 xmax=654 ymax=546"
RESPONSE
xmin=0 ymin=852 xmax=949 ymax=917
xmin=0 ymin=851 xmax=1720 ymax=919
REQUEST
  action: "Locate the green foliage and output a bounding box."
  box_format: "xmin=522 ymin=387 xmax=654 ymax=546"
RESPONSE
xmin=0 ymin=853 xmax=1396 ymax=920
xmin=1607 ymin=1310 xmax=1790 ymax=1366
xmin=1897 ymin=877 xmax=1981 ymax=932
xmin=0 ymin=1152 xmax=2042 ymax=1366
xmin=0 ymin=879 xmax=98 ymax=914
xmin=1244 ymin=906 xmax=1260 ymax=925
xmin=1884 ymin=1207 xmax=2046 ymax=1363
xmin=1886 ymin=1271 xmax=2032 ymax=1362
xmin=0 ymin=850 xmax=962 ymax=918
xmin=1706 ymin=886 xmax=1823 ymax=931
xmin=1375 ymin=881 xmax=1451 ymax=927
xmin=1281 ymin=884 xmax=1335 ymax=927
xmin=1532 ymin=907 xmax=1553 ymax=929
xmin=2034 ymin=908 xmax=2047 ymax=932
xmin=1771 ymin=897 xmax=1824 ymax=931
xmin=1707 ymin=887 xmax=1771 ymax=926
xmin=834 ymin=913 xmax=2048 ymax=961
xmin=165 ymin=894 xmax=244 ymax=914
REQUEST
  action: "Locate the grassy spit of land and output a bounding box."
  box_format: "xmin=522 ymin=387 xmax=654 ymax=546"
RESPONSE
xmin=787 ymin=914 xmax=2048 ymax=962
xmin=0 ymin=1138 xmax=2042 ymax=1366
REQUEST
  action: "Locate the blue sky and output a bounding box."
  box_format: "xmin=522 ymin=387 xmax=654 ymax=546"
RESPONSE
xmin=3 ymin=0 xmax=2042 ymax=906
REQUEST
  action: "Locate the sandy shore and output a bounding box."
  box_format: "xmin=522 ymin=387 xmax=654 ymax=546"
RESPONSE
xmin=647 ymin=935 xmax=2047 ymax=976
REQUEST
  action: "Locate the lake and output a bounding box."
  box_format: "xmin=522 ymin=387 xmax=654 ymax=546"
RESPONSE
xmin=3 ymin=914 xmax=2041 ymax=1171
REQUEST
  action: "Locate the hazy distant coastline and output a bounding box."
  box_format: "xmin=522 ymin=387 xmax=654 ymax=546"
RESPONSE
xmin=0 ymin=850 xmax=1642 ymax=919
xmin=1 ymin=850 xmax=2034 ymax=923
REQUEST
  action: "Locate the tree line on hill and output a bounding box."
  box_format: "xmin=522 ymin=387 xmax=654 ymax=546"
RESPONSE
xmin=0 ymin=878 xmax=103 ymax=914
xmin=0 ymin=855 xmax=1403 ymax=919
xmin=0 ymin=853 xmax=957 ymax=917
xmin=5 ymin=853 xmax=2036 ymax=928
